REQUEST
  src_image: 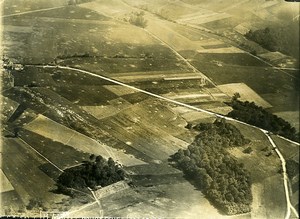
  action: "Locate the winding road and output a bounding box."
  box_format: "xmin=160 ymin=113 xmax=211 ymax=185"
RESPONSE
xmin=27 ymin=63 xmax=299 ymax=219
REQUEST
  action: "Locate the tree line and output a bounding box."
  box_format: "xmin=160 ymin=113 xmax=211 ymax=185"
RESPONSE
xmin=170 ymin=119 xmax=252 ymax=215
xmin=227 ymin=95 xmax=299 ymax=142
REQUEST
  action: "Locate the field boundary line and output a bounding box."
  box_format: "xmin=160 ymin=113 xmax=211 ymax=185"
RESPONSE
xmin=18 ymin=137 xmax=64 ymax=172
xmin=2 ymin=6 xmax=66 ymax=18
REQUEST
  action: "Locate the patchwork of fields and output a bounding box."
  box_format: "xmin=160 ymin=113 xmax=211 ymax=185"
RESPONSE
xmin=2 ymin=0 xmax=299 ymax=218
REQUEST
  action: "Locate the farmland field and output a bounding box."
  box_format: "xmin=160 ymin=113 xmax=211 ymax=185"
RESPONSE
xmin=226 ymin=122 xmax=287 ymax=218
xmin=0 ymin=96 xmax=19 ymax=122
xmin=3 ymin=0 xmax=68 ymax=15
xmin=2 ymin=0 xmax=299 ymax=218
xmin=188 ymin=62 xmax=299 ymax=111
xmin=274 ymin=111 xmax=300 ymax=132
xmin=1 ymin=137 xmax=66 ymax=210
xmin=227 ymin=123 xmax=281 ymax=182
xmin=270 ymin=135 xmax=300 ymax=161
xmin=23 ymin=114 xmax=145 ymax=166
xmin=181 ymin=51 xmax=268 ymax=67
xmin=18 ymin=129 xmax=91 ymax=170
xmin=0 ymin=169 xmax=14 ymax=193
xmin=99 ymin=100 xmax=189 ymax=161
xmin=217 ymin=83 xmax=272 ymax=108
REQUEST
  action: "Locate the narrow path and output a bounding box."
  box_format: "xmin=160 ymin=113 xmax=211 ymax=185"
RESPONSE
xmin=1 ymin=6 xmax=66 ymax=18
xmin=88 ymin=187 xmax=103 ymax=217
xmin=28 ymin=64 xmax=299 ymax=219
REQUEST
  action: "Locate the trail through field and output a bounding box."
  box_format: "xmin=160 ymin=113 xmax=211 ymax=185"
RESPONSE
xmin=264 ymin=132 xmax=299 ymax=219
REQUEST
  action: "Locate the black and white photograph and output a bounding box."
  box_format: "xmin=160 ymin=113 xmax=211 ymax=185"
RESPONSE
xmin=0 ymin=0 xmax=299 ymax=218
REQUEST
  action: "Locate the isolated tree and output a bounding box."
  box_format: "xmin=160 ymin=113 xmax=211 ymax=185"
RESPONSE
xmin=129 ymin=11 xmax=148 ymax=28
xmin=89 ymin=154 xmax=95 ymax=161
xmin=232 ymin=92 xmax=241 ymax=102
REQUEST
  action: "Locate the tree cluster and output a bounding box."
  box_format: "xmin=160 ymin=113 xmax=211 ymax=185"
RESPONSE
xmin=170 ymin=119 xmax=252 ymax=215
xmin=227 ymin=98 xmax=299 ymax=142
xmin=193 ymin=119 xmax=250 ymax=147
xmin=286 ymin=159 xmax=299 ymax=179
xmin=245 ymin=28 xmax=277 ymax=52
xmin=57 ymin=155 xmax=126 ymax=195
xmin=128 ymin=11 xmax=148 ymax=28
xmin=245 ymin=24 xmax=299 ymax=60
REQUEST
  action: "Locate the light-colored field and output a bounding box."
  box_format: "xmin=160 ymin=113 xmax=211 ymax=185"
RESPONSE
xmin=164 ymin=93 xmax=212 ymax=100
xmin=80 ymin=0 xmax=133 ymax=18
xmin=0 ymin=169 xmax=14 ymax=193
xmin=97 ymin=177 xmax=233 ymax=219
xmin=98 ymin=99 xmax=189 ymax=161
xmin=94 ymin=181 xmax=129 ymax=199
xmin=171 ymin=106 xmax=193 ymax=114
xmin=251 ymin=175 xmax=286 ymax=219
xmin=274 ymin=111 xmax=299 ymax=132
xmin=251 ymin=183 xmax=267 ymax=219
xmin=145 ymin=16 xmax=206 ymax=51
xmin=195 ymin=38 xmax=225 ymax=46
xmin=178 ymin=12 xmax=232 ymax=25
xmin=234 ymin=24 xmax=250 ymax=35
xmin=84 ymin=1 xmax=208 ymax=52
xmin=24 ymin=114 xmax=145 ymax=166
xmin=103 ymin=85 xmax=139 ymax=96
xmin=0 ymin=96 xmax=19 ymax=122
xmin=81 ymin=97 xmax=132 ymax=119
xmin=227 ymin=122 xmax=287 ymax=218
xmin=259 ymin=52 xmax=287 ymax=62
xmin=261 ymin=175 xmax=286 ymax=219
xmin=104 ymin=24 xmax=157 ymax=45
xmin=252 ymin=9 xmax=280 ymax=23
xmin=180 ymin=111 xmax=214 ymax=122
xmin=197 ymin=47 xmax=244 ymax=53
xmin=110 ymin=71 xmax=202 ymax=83
xmin=206 ymin=106 xmax=233 ymax=115
xmin=218 ymin=83 xmax=272 ymax=108
xmin=65 ymin=202 xmax=101 ymax=218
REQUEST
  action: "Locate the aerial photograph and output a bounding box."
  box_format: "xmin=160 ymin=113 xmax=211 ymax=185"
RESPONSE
xmin=0 ymin=0 xmax=299 ymax=218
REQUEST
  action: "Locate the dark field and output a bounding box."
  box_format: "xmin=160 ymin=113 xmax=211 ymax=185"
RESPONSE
xmin=51 ymin=85 xmax=119 ymax=106
xmin=22 ymin=5 xmax=109 ymax=20
xmin=61 ymin=55 xmax=188 ymax=74
xmin=3 ymin=0 xmax=68 ymax=15
xmin=188 ymin=62 xmax=299 ymax=111
xmin=128 ymin=79 xmax=211 ymax=95
xmin=1 ymin=138 xmax=66 ymax=207
xmin=181 ymin=51 xmax=268 ymax=67
xmin=18 ymin=129 xmax=91 ymax=171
